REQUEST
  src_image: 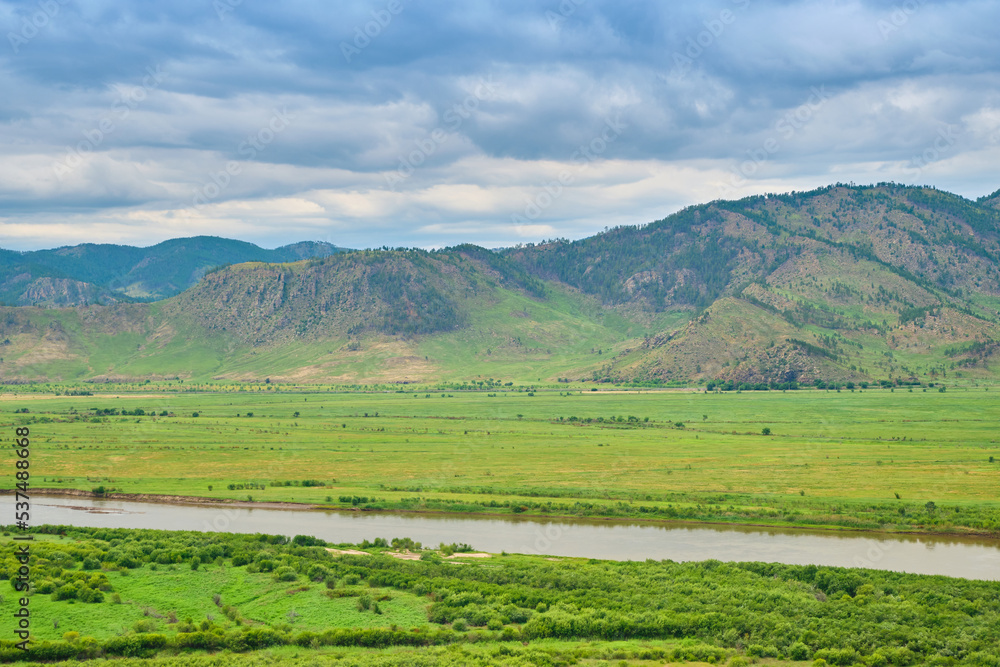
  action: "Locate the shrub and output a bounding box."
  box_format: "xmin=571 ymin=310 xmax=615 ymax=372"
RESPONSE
xmin=788 ymin=642 xmax=811 ymax=660
xmin=746 ymin=644 xmax=777 ymax=658
xmin=867 ymin=652 xmax=888 ymax=667
xmin=814 ymin=648 xmax=859 ymax=666
xmin=133 ymin=619 xmax=157 ymax=633
xmin=78 ymin=587 xmax=104 ymax=603
xmin=274 ymin=566 xmax=298 ymax=582
xmin=34 ymin=579 xmax=56 ymax=594
xmin=175 ymin=631 xmax=224 ymax=650
xmin=102 ymin=632 xmax=167 ymax=657
xmin=52 ymin=583 xmax=79 ymax=601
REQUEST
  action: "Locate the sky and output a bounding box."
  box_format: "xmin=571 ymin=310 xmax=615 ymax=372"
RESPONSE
xmin=1 ymin=0 xmax=999 ymax=251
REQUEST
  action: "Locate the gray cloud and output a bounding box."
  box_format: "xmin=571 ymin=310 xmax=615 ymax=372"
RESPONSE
xmin=1 ymin=0 xmax=998 ymax=250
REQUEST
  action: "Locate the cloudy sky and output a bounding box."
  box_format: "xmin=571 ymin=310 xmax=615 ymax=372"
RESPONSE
xmin=1 ymin=0 xmax=999 ymax=251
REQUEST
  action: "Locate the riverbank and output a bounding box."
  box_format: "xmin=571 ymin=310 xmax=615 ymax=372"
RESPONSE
xmin=9 ymin=487 xmax=999 ymax=541
xmin=6 ymin=388 xmax=999 ymax=546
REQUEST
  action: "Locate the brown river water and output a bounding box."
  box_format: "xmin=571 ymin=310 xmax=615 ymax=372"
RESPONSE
xmin=22 ymin=496 xmax=1000 ymax=580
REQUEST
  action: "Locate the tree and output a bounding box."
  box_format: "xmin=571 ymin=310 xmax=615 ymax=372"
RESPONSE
xmin=762 ymin=427 xmax=771 ymax=435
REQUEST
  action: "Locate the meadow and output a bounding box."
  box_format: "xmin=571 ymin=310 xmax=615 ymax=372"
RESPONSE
xmin=2 ymin=525 xmax=999 ymax=665
xmin=2 ymin=383 xmax=999 ymax=535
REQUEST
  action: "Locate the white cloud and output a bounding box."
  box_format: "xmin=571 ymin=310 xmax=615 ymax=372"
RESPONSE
xmin=2 ymin=1 xmax=1000 ymax=251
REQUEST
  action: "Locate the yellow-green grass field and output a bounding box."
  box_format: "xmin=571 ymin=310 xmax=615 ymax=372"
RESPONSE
xmin=2 ymin=386 xmax=999 ymax=534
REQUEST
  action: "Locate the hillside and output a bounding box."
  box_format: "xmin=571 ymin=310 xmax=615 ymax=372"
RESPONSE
xmin=0 ymin=183 xmax=998 ymax=384
xmin=0 ymin=247 xmax=642 ymax=383
xmin=0 ymin=237 xmax=345 ymax=306
xmin=505 ymin=183 xmax=1000 ymax=384
xmin=980 ymin=187 xmax=1000 ymax=210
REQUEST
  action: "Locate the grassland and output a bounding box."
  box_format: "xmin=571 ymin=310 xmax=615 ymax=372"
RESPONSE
xmin=2 ymin=526 xmax=998 ymax=665
xmin=3 ymin=384 xmax=999 ymax=535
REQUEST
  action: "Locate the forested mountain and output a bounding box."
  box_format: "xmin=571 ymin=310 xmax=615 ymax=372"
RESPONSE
xmin=1 ymin=183 xmax=998 ymax=384
xmin=0 ymin=237 xmax=345 ymax=306
xmin=980 ymin=187 xmax=1000 ymax=210
xmin=505 ymin=184 xmax=1000 ymax=311
xmin=505 ymin=184 xmax=1000 ymax=384
xmin=169 ymin=249 xmax=508 ymax=345
xmin=0 ymin=244 xmax=629 ymax=382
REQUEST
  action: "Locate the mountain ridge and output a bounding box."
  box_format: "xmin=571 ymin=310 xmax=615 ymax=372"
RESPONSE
xmin=0 ymin=236 xmax=346 ymax=306
xmin=2 ymin=182 xmax=999 ymax=385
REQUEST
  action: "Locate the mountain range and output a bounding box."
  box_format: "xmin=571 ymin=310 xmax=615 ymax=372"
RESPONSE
xmin=2 ymin=182 xmax=999 ymax=385
xmin=0 ymin=237 xmax=344 ymax=306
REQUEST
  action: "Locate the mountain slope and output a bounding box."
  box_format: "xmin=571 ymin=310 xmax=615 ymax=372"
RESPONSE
xmin=0 ymin=183 xmax=998 ymax=385
xmin=0 ymin=247 xmax=641 ymax=383
xmin=0 ymin=237 xmax=346 ymax=306
xmin=505 ymin=183 xmax=1000 ymax=384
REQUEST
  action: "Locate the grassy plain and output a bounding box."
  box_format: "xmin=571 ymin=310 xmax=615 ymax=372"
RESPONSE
xmin=2 ymin=526 xmax=998 ymax=665
xmin=2 ymin=384 xmax=999 ymax=534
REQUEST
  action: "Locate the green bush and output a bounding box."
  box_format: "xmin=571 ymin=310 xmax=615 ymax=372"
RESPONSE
xmin=814 ymin=648 xmax=860 ymax=665
xmin=133 ymin=619 xmax=157 ymax=633
xmin=867 ymin=652 xmax=889 ymax=667
xmin=174 ymin=631 xmax=224 ymax=650
xmin=52 ymin=583 xmax=78 ymax=601
xmin=34 ymin=579 xmax=56 ymax=594
xmin=789 ymin=641 xmax=811 ymax=660
xmin=227 ymin=628 xmax=285 ymax=651
xmin=231 ymin=552 xmax=251 ymax=566
xmin=102 ymin=632 xmax=167 ymax=657
xmin=78 ymin=587 xmax=104 ymax=603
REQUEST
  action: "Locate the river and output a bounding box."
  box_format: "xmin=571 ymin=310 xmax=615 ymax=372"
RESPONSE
xmin=27 ymin=496 xmax=1000 ymax=581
